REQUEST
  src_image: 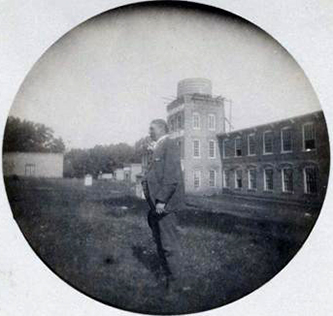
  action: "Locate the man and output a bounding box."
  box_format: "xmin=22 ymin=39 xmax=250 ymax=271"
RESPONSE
xmin=141 ymin=119 xmax=186 ymax=292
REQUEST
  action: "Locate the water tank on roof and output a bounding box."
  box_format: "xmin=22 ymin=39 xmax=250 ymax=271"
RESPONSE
xmin=177 ymin=78 xmax=212 ymax=97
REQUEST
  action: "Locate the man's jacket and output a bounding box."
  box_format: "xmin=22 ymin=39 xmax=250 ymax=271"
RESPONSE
xmin=142 ymin=136 xmax=185 ymax=213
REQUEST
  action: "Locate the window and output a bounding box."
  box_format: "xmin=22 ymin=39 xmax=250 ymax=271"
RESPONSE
xmin=25 ymin=164 xmax=36 ymax=176
xmin=223 ymin=139 xmax=233 ymax=158
xmin=193 ymin=139 xmax=200 ymax=158
xmin=208 ymin=114 xmax=216 ymax=130
xmin=281 ymin=128 xmax=292 ymax=152
xmin=248 ymin=134 xmax=256 ymax=155
xmin=282 ymin=168 xmax=293 ymax=193
xmin=193 ymin=170 xmax=201 ymax=188
xmin=303 ymin=123 xmax=316 ymax=151
xmin=170 ymin=118 xmax=175 ymax=132
xmin=235 ymin=169 xmax=242 ymax=189
xmin=264 ymin=131 xmax=274 ymax=154
xmin=193 ymin=113 xmax=200 ymax=129
xmin=264 ymin=168 xmax=274 ymax=191
xmin=177 ymin=140 xmax=185 ymax=159
xmin=235 ymin=137 xmax=242 ymax=157
xmin=209 ymin=140 xmax=216 ymax=158
xmin=177 ymin=113 xmax=183 ymax=129
xmin=223 ymin=169 xmax=230 ymax=188
xmin=248 ymin=168 xmax=257 ymax=190
xmin=209 ymin=170 xmax=216 ymax=187
xmin=304 ymin=167 xmax=318 ymax=194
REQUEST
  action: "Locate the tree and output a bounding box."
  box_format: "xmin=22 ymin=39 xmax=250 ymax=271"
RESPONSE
xmin=3 ymin=116 xmax=65 ymax=153
xmin=63 ymin=142 xmax=143 ymax=179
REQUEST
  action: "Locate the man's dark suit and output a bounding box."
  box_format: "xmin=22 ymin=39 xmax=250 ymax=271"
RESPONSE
xmin=141 ymin=135 xmax=185 ymax=286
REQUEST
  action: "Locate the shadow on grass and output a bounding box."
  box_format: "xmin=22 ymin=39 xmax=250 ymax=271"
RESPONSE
xmin=131 ymin=245 xmax=161 ymax=280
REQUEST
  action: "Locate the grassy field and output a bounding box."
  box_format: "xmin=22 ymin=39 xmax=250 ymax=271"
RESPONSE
xmin=4 ymin=177 xmax=320 ymax=315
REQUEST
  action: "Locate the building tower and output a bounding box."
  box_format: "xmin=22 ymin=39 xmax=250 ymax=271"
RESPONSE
xmin=167 ymin=78 xmax=226 ymax=194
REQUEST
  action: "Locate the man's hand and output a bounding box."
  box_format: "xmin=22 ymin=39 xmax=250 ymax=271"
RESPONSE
xmin=155 ymin=202 xmax=167 ymax=214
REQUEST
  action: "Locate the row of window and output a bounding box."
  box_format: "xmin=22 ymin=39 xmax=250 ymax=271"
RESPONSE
xmin=169 ymin=112 xmax=217 ymax=132
xmin=192 ymin=112 xmax=217 ymax=130
xmin=223 ymin=122 xmax=316 ymax=158
xmin=223 ymin=166 xmax=318 ymax=194
xmin=192 ymin=139 xmax=216 ymax=158
xmin=193 ymin=169 xmax=217 ymax=188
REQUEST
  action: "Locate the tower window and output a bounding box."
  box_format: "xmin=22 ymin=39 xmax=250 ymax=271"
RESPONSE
xmin=208 ymin=140 xmax=216 ymax=158
xmin=304 ymin=167 xmax=317 ymax=194
xmin=177 ymin=113 xmax=183 ymax=129
xmin=193 ymin=139 xmax=201 ymax=158
xmin=281 ymin=127 xmax=292 ymax=152
xmin=192 ymin=113 xmax=201 ymax=129
xmin=170 ymin=118 xmax=175 ymax=132
xmin=282 ymin=167 xmax=294 ymax=193
xmin=209 ymin=170 xmax=216 ymax=187
xmin=235 ymin=137 xmax=242 ymax=156
xmin=193 ymin=170 xmax=201 ymax=188
xmin=208 ymin=114 xmax=216 ymax=130
xmin=177 ymin=140 xmax=185 ymax=159
xmin=303 ymin=123 xmax=316 ymax=151
xmin=264 ymin=131 xmax=274 ymax=154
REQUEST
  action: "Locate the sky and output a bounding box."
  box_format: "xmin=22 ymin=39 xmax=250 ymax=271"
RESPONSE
xmin=9 ymin=2 xmax=321 ymax=149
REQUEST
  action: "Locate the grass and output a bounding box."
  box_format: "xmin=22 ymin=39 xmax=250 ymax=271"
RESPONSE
xmin=3 ymin=177 xmax=320 ymax=315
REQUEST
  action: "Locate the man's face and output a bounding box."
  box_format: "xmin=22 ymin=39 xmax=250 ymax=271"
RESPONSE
xmin=149 ymin=123 xmax=162 ymax=141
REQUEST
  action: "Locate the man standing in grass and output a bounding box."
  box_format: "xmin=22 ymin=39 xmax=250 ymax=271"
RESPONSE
xmin=141 ymin=119 xmax=186 ymax=293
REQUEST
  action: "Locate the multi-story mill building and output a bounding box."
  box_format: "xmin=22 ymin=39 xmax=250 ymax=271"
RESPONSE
xmin=217 ymin=111 xmax=330 ymax=204
xmin=138 ymin=78 xmax=330 ymax=205
xmin=166 ymin=78 xmax=226 ymax=194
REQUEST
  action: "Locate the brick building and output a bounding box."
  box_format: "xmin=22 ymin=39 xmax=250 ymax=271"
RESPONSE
xmin=217 ymin=111 xmax=330 ymax=204
xmin=166 ymin=78 xmax=226 ymax=194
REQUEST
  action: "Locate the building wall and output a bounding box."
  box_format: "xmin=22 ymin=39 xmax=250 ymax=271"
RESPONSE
xmin=114 ymin=168 xmax=125 ymax=181
xmin=3 ymin=152 xmax=64 ymax=178
xmin=100 ymin=173 xmax=113 ymax=180
xmin=218 ymin=111 xmax=330 ymax=203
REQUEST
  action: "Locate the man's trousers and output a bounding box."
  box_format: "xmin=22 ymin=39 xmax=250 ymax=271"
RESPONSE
xmin=147 ymin=209 xmax=183 ymax=283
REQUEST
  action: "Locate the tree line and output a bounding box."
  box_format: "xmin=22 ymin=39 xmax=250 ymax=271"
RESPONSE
xmin=3 ymin=116 xmax=149 ymax=179
xmin=64 ymin=142 xmax=144 ymax=178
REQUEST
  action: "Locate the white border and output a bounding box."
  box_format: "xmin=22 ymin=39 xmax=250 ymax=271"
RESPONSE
xmin=1 ymin=1 xmax=333 ymax=315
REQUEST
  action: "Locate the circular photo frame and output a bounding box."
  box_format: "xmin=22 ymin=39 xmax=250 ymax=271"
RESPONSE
xmin=2 ymin=1 xmax=331 ymax=315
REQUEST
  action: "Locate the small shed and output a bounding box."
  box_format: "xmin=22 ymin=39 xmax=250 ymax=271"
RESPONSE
xmin=114 ymin=168 xmax=125 ymax=181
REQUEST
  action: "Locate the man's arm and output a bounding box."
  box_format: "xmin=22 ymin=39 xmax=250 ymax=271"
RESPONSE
xmin=155 ymin=139 xmax=182 ymax=205
xmin=141 ymin=178 xmax=155 ymax=210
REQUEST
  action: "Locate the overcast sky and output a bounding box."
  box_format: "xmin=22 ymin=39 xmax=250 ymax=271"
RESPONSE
xmin=9 ymin=3 xmax=321 ymax=149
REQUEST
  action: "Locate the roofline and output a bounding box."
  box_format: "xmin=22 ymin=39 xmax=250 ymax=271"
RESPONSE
xmin=217 ymin=110 xmax=323 ymax=137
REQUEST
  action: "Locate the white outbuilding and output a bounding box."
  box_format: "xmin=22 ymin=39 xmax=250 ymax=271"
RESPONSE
xmin=2 ymin=152 xmax=64 ymax=178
